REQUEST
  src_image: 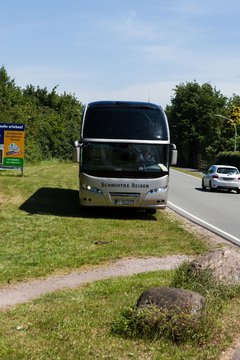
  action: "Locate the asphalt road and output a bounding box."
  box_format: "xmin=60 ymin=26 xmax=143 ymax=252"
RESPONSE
xmin=167 ymin=169 xmax=240 ymax=247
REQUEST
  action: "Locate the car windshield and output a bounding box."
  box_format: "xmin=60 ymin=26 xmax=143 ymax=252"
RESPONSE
xmin=217 ymin=168 xmax=239 ymax=175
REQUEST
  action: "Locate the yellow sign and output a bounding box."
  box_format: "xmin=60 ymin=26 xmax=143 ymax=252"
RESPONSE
xmin=0 ymin=123 xmax=25 ymax=169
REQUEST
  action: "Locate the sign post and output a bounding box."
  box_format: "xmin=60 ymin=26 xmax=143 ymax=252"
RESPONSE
xmin=0 ymin=123 xmax=25 ymax=175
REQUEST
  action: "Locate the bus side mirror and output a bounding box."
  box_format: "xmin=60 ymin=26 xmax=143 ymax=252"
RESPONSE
xmin=170 ymin=144 xmax=177 ymax=166
xmin=73 ymin=140 xmax=81 ymax=163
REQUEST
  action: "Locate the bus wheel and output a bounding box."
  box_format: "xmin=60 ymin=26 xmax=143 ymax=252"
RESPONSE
xmin=146 ymin=209 xmax=156 ymax=215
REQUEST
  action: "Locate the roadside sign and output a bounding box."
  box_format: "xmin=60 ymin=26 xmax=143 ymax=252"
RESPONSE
xmin=0 ymin=123 xmax=25 ymax=175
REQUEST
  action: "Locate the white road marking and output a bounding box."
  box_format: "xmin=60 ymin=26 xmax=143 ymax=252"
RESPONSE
xmin=168 ymin=201 xmax=240 ymax=247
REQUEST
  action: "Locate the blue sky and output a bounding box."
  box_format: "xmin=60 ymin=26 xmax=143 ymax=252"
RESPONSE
xmin=1 ymin=0 xmax=240 ymax=107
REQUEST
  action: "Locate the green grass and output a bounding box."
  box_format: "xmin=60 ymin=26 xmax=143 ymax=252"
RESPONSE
xmin=0 ymin=161 xmax=208 ymax=285
xmin=172 ymin=167 xmax=203 ymax=178
xmin=0 ymin=271 xmax=239 ymax=360
xmin=0 ymin=161 xmax=239 ymax=359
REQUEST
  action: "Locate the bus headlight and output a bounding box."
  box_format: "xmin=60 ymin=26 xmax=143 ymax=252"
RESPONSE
xmin=81 ymin=184 xmax=103 ymax=194
xmin=147 ymin=186 xmax=168 ymax=195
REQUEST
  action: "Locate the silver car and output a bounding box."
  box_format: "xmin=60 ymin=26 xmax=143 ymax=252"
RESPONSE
xmin=202 ymin=165 xmax=240 ymax=193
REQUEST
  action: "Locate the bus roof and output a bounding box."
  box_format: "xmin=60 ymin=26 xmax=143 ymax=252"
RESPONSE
xmin=82 ymin=100 xmax=169 ymax=141
xmin=86 ymin=100 xmax=163 ymax=110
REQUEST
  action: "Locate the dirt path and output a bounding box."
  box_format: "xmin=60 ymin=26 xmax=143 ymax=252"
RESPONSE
xmin=0 ymin=208 xmax=230 ymax=311
xmin=0 ymin=255 xmax=191 ymax=310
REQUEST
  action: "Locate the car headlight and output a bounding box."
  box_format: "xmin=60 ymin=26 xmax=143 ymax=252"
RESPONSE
xmin=81 ymin=184 xmax=103 ymax=194
xmin=147 ymin=186 xmax=168 ymax=195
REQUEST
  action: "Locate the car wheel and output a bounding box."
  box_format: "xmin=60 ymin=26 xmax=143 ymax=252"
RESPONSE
xmin=209 ymin=181 xmax=215 ymax=191
xmin=201 ymin=179 xmax=206 ymax=190
xmin=237 ymin=189 xmax=240 ymax=194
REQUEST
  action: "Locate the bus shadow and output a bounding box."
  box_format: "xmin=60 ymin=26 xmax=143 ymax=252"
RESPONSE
xmin=19 ymin=187 xmax=157 ymax=220
xmin=19 ymin=187 xmax=80 ymax=217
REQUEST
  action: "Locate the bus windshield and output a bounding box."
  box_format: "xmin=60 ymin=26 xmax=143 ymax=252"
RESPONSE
xmin=81 ymin=143 xmax=169 ymax=178
xmin=82 ymin=105 xmax=168 ymax=140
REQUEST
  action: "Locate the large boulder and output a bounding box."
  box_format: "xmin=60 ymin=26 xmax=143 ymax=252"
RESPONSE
xmin=137 ymin=287 xmax=205 ymax=315
xmin=135 ymin=287 xmax=206 ymax=342
xmin=189 ymin=247 xmax=240 ymax=285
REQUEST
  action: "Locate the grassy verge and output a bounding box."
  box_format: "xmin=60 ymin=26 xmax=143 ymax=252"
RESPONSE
xmin=0 ymin=161 xmax=208 ymax=285
xmin=172 ymin=167 xmax=203 ymax=178
xmin=0 ymin=270 xmax=239 ymax=359
xmin=0 ymin=161 xmax=239 ymax=359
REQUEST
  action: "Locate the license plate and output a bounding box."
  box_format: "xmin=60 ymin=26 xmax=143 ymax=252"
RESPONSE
xmin=114 ymin=200 xmax=134 ymax=205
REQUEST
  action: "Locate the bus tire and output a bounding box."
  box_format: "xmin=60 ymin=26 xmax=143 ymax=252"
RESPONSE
xmin=146 ymin=209 xmax=156 ymax=215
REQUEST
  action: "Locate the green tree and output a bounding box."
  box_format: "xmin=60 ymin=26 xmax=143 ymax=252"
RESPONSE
xmin=22 ymin=84 xmax=83 ymax=161
xmin=0 ymin=66 xmax=24 ymax=123
xmin=166 ymin=81 xmax=227 ymax=167
xmin=217 ymin=95 xmax=240 ymax=152
xmin=0 ymin=67 xmax=83 ymax=162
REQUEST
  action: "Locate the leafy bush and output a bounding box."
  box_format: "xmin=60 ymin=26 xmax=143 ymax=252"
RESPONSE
xmin=111 ymin=304 xmax=214 ymax=344
xmin=24 ymin=135 xmax=43 ymax=163
xmin=216 ymin=151 xmax=240 ymax=169
xmin=0 ymin=67 xmax=83 ymax=163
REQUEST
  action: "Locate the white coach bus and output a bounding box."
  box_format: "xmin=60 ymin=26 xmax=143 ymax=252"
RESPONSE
xmin=73 ymin=101 xmax=177 ymax=214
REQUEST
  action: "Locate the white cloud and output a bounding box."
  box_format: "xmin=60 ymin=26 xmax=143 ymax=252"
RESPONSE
xmin=99 ymin=11 xmax=156 ymax=41
xmin=8 ymin=65 xmax=94 ymax=91
xmin=8 ymin=60 xmax=240 ymax=110
xmin=136 ymin=44 xmax=183 ymax=63
xmin=73 ymin=80 xmax=177 ymax=108
xmin=163 ymin=0 xmax=240 ymax=16
xmin=4 ymin=0 xmax=240 ymax=110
